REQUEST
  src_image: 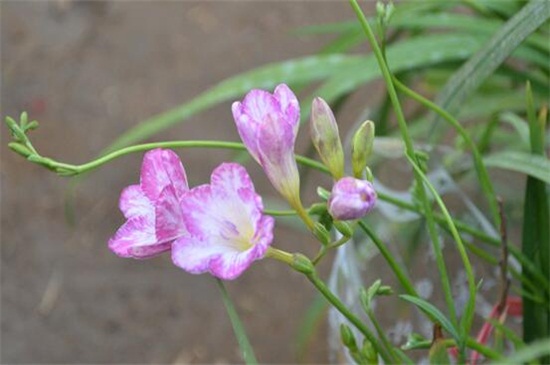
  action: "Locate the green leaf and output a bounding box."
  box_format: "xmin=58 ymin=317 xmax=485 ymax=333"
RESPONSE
xmin=489 ymin=338 xmax=550 ymax=364
xmin=105 ymin=31 xmax=491 ymax=154
xmin=314 ymin=33 xmax=486 ymax=104
xmin=428 ymin=339 xmax=451 ymax=365
xmin=499 ymin=112 xmax=530 ymax=147
xmin=484 ymin=151 xmax=550 ymax=184
xmin=432 ymin=0 xmax=550 ymax=130
xmin=294 ymin=294 xmax=327 ymax=362
xmin=216 ymin=279 xmax=258 ymax=365
xmin=399 ymin=295 xmax=460 ymax=342
xmin=103 ymin=54 xmax=361 ymax=152
xmin=522 ymin=82 xmax=550 ymax=361
xmin=392 ymin=12 xmax=549 ymax=52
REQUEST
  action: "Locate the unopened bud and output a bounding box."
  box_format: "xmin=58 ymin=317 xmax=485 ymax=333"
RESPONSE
xmin=308 ymin=203 xmax=327 ymax=216
xmin=360 ymin=339 xmax=379 ymax=364
xmin=340 ymin=324 xmax=357 ymax=350
xmin=313 ymin=222 xmax=331 ymax=246
xmin=328 ymin=177 xmax=377 ymax=221
xmin=291 ymin=253 xmax=315 ymax=275
xmin=310 ymin=97 xmax=345 ymax=179
xmin=333 ymin=221 xmax=354 ymax=238
xmin=351 ymin=121 xmax=375 ymax=178
xmin=8 ymin=142 xmax=32 ymax=158
xmin=316 ymin=186 xmax=330 ymax=201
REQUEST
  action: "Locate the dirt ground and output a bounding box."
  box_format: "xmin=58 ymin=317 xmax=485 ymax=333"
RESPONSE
xmin=0 ymin=1 xmax=375 ymax=363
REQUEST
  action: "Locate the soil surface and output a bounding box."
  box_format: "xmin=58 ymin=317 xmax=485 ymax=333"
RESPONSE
xmin=1 ymin=2 xmax=372 ymax=363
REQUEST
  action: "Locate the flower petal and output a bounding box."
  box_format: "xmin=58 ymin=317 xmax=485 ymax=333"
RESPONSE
xmin=173 ymin=163 xmax=274 ymax=280
xmin=140 ymin=149 xmax=188 ymax=201
xmin=232 ymin=102 xmax=260 ymax=163
xmin=119 ymin=185 xmax=152 ymax=219
xmin=274 ymin=83 xmax=300 ymax=132
xmin=108 ymin=215 xmax=167 ymax=258
xmin=171 ymin=236 xmax=236 ymax=275
xmin=209 ymin=248 xmax=261 ymax=280
xmin=155 ymin=185 xmax=187 ymax=243
xmin=257 ymin=118 xmax=300 ymax=200
xmin=240 ymin=89 xmax=280 ymax=124
xmin=210 ymin=162 xmax=263 ymax=223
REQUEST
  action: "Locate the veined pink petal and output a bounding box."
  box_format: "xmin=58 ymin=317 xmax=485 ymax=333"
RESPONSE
xmin=232 ymin=102 xmax=261 ymax=163
xmin=119 ymin=185 xmax=152 ymax=219
xmin=209 ymin=248 xmax=263 ymax=280
xmin=172 ymin=163 xmax=274 ymax=280
xmin=274 ymin=83 xmax=300 ymax=132
xmin=108 ymin=215 xmax=166 ymax=259
xmin=155 ymin=185 xmax=186 ymax=243
xmin=257 ymin=118 xmax=300 ymax=201
xmin=240 ymin=89 xmax=281 ymax=124
xmin=109 ymin=148 xmax=189 ymax=260
xmin=232 ymin=84 xmax=302 ymax=205
xmin=140 ymin=149 xmax=188 ymax=201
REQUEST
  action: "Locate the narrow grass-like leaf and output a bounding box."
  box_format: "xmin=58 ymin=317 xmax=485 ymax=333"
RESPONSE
xmin=392 ymin=13 xmax=549 ymax=52
xmin=294 ymin=294 xmax=327 ymax=362
xmin=103 ymin=54 xmax=360 ymax=152
xmin=314 ymin=33 xmax=486 ymax=104
xmin=432 ymin=0 xmax=550 ymax=127
xmin=522 ymin=82 xmax=549 ymax=360
xmin=400 ymin=295 xmax=460 ymax=342
xmin=489 ymin=338 xmax=550 ymax=364
xmin=216 ymin=279 xmax=258 ymax=365
xmin=499 ymin=112 xmax=530 ymax=148
xmin=484 ymin=151 xmax=550 ymax=184
xmin=108 ymin=32 xmax=479 ymax=153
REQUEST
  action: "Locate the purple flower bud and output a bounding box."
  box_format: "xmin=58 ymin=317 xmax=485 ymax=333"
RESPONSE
xmin=310 ymin=97 xmax=345 ymax=179
xmin=232 ymin=84 xmax=303 ymax=208
xmin=328 ymin=177 xmax=377 ymax=221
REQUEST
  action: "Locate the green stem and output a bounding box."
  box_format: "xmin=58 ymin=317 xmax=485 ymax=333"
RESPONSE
xmin=265 ymin=247 xmax=294 ymax=265
xmin=407 ymin=155 xmax=477 ymax=345
xmin=312 ymin=235 xmax=351 ymax=265
xmin=263 ymin=209 xmax=298 ymax=217
xmin=293 ymin=201 xmax=316 ymax=231
xmin=409 ymin=337 xmax=503 ymax=361
xmin=366 ymin=309 xmax=410 ymax=364
xmin=392 ymin=76 xmax=500 ymax=229
xmin=216 ymin=279 xmax=258 ymax=365
xmin=305 ymin=270 xmax=392 ymax=363
xmin=349 ymin=1 xmax=463 ymax=357
xmin=358 ymin=221 xmax=417 ymax=296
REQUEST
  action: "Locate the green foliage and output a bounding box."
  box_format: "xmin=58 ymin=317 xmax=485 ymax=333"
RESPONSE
xmin=522 ymin=82 xmax=550 ymax=363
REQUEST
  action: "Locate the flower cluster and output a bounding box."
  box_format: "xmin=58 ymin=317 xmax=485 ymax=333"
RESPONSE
xmin=109 ymin=149 xmax=273 ymax=280
xmin=109 ymin=84 xmax=377 ymax=279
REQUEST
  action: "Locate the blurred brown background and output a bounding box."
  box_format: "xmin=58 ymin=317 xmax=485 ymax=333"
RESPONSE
xmin=0 ymin=1 xmax=370 ymax=363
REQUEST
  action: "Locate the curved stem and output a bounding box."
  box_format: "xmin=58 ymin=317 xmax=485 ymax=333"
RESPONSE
xmin=392 ymin=76 xmax=500 ymax=229
xmin=349 ymin=1 xmax=463 ymax=356
xmin=305 ymin=270 xmax=392 ymax=363
xmin=407 ymin=155 xmax=477 ymax=343
xmin=358 ymin=221 xmax=417 ymax=297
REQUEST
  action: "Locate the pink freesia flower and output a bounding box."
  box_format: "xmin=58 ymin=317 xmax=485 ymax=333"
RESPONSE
xmin=109 ymin=149 xmax=188 ymax=259
xmin=328 ymin=177 xmax=377 ymax=220
xmin=232 ymin=84 xmax=301 ymax=207
xmin=172 ymin=163 xmax=274 ymax=280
